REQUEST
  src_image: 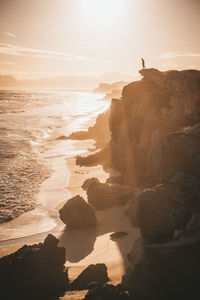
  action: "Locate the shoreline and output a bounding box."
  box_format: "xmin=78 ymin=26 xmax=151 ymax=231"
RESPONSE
xmin=0 ymin=137 xmax=140 ymax=284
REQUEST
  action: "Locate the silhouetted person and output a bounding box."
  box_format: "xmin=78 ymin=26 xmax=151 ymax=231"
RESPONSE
xmin=141 ymin=58 xmax=146 ymax=69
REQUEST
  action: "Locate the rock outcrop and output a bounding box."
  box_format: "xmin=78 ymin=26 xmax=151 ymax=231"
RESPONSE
xmin=110 ymin=68 xmax=200 ymax=186
xmin=0 ymin=234 xmax=68 ymax=299
xmin=87 ymin=182 xmax=136 ymax=210
xmin=123 ymin=232 xmax=200 ymax=300
xmin=69 ymin=264 xmax=110 ymax=291
xmin=67 ymin=109 xmax=110 ymax=149
xmin=76 ymin=146 xmax=110 ymax=168
xmin=59 ymin=195 xmax=97 ymax=228
xmin=109 ymin=69 xmax=200 ymax=299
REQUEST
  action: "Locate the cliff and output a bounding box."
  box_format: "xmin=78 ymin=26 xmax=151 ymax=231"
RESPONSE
xmin=110 ymin=68 xmax=200 ymax=187
xmin=109 ymin=69 xmax=200 ymax=299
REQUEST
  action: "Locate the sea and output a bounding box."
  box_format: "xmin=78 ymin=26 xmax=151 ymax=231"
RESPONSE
xmin=0 ymin=89 xmax=109 ymax=241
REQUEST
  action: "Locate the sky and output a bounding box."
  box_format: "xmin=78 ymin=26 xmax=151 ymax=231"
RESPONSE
xmin=0 ymin=0 xmax=200 ymax=79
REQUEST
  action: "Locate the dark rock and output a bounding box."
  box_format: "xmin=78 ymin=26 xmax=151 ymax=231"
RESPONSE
xmin=186 ymin=214 xmax=200 ymax=232
xmin=123 ymin=238 xmax=153 ymax=299
xmin=123 ymin=233 xmax=200 ymax=300
xmin=106 ymin=175 xmax=123 ymax=184
xmin=69 ymin=264 xmax=110 ymax=291
xmin=87 ymin=182 xmax=136 ymax=210
xmin=173 ymin=214 xmax=200 ymax=241
xmin=59 ymin=195 xmax=97 ymax=229
xmin=76 ymin=146 xmax=110 ymax=167
xmin=109 ymin=69 xmax=200 ymax=186
xmin=0 ymin=234 xmax=69 ymax=299
xmin=84 ymin=282 xmax=131 ymax=299
xmin=124 ymin=199 xmax=139 ymax=228
xmin=82 ymin=177 xmax=100 ymax=191
xmin=138 ymin=183 xmax=191 ymax=241
xmin=110 ymin=231 xmax=128 ymax=240
xmin=160 ymin=129 xmax=200 ymax=180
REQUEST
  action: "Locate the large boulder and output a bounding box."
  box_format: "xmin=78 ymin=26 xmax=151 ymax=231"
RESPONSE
xmin=69 ymin=264 xmax=110 ymax=291
xmin=59 ymin=195 xmax=97 ymax=229
xmin=87 ymin=182 xmax=136 ymax=210
xmin=0 ymin=234 xmax=68 ymax=299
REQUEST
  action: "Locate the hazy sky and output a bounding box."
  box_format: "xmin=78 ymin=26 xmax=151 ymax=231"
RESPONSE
xmin=0 ymin=0 xmax=199 ymax=78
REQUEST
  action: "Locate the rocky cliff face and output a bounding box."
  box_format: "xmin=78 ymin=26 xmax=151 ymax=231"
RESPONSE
xmin=109 ymin=68 xmax=200 ymax=186
xmin=109 ymin=69 xmax=200 ymax=299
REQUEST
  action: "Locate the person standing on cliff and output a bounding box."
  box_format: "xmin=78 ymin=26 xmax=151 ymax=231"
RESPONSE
xmin=141 ymin=58 xmax=146 ymax=69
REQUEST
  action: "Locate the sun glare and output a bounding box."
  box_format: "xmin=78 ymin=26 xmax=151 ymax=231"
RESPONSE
xmin=81 ymin=0 xmax=124 ymax=25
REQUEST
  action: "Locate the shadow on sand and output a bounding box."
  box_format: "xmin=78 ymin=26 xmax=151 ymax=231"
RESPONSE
xmin=58 ymin=205 xmax=139 ymax=269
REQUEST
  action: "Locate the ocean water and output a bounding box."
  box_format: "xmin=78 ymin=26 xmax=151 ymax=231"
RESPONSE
xmin=0 ymin=89 xmax=108 ymax=228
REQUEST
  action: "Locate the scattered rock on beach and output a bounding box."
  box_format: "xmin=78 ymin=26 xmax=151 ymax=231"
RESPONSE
xmin=0 ymin=234 xmax=69 ymax=299
xmin=59 ymin=195 xmax=97 ymax=229
xmin=84 ymin=282 xmax=131 ymax=299
xmin=69 ymin=263 xmax=110 ymax=291
xmin=110 ymin=231 xmax=128 ymax=240
xmin=87 ymin=182 xmax=136 ymax=210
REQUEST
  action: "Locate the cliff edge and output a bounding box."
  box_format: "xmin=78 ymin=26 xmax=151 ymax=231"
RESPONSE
xmin=110 ymin=68 xmax=200 ymax=186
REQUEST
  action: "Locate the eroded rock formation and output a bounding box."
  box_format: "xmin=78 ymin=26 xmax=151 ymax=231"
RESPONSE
xmin=110 ymin=68 xmax=200 ymax=186
xmin=109 ymin=69 xmax=200 ymax=299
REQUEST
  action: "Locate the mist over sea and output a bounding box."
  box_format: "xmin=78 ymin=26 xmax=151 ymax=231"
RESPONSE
xmin=0 ymin=89 xmax=108 ymax=231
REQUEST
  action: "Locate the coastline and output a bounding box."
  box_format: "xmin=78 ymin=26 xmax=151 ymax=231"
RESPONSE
xmin=0 ymin=136 xmax=140 ymax=285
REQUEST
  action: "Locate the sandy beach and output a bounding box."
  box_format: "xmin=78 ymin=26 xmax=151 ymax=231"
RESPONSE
xmin=0 ymin=137 xmax=140 ymax=294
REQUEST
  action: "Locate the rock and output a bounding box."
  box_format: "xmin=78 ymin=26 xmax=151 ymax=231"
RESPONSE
xmin=84 ymin=283 xmax=131 ymax=299
xmin=0 ymin=234 xmax=69 ymax=299
xmin=68 ymin=109 xmax=110 ymax=149
xmin=69 ymin=264 xmax=110 ymax=291
xmin=59 ymin=195 xmax=97 ymax=229
xmin=124 ymin=199 xmax=139 ymax=228
xmin=138 ymin=183 xmax=191 ymax=241
xmin=109 ymin=69 xmax=200 ymax=186
xmin=186 ymin=214 xmax=200 ymax=232
xmin=123 ymin=233 xmax=200 ymax=300
xmin=110 ymin=231 xmax=128 ymax=240
xmin=82 ymin=177 xmax=100 ymax=191
xmin=173 ymin=228 xmax=184 ymax=240
xmin=123 ymin=238 xmax=153 ymax=299
xmin=173 ymin=214 xmax=200 ymax=241
xmin=87 ymin=182 xmax=136 ymax=210
xmin=106 ymin=176 xmax=123 ymax=184
xmin=160 ymin=129 xmax=200 ymax=180
xmin=76 ymin=146 xmax=110 ymax=167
